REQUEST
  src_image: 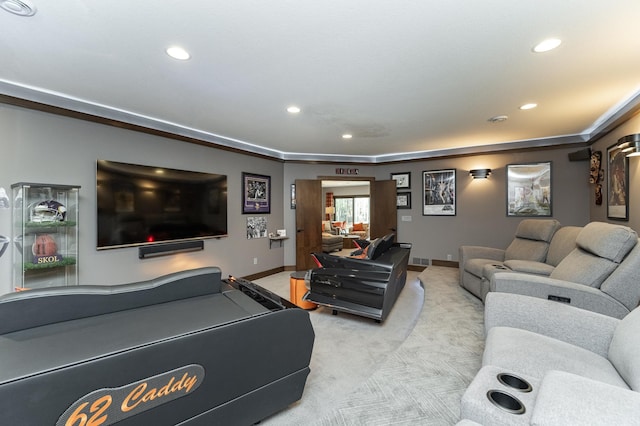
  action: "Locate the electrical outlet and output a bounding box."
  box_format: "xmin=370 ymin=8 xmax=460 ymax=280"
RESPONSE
xmin=253 ymin=257 xmax=258 ymax=265
xmin=446 ymin=254 xmax=452 ymax=261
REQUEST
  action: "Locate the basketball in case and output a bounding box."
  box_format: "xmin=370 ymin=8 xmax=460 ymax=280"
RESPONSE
xmin=32 ymin=234 xmax=57 ymax=257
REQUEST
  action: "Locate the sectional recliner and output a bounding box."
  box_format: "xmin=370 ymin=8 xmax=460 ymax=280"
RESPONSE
xmin=459 ymin=219 xmax=567 ymax=300
xmin=460 ymin=219 xmax=640 ymax=319
xmin=459 ymin=292 xmax=640 ymax=425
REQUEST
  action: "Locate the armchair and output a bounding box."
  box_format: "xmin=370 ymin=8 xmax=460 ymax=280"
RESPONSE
xmin=348 ymin=222 xmax=369 ymax=239
xmin=459 ymin=219 xmax=561 ymax=299
xmin=491 ymin=221 xmax=640 ymax=318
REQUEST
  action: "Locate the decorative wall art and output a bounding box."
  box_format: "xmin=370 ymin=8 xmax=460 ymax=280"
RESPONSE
xmin=290 ymin=184 xmax=296 ymax=209
xmin=422 ymin=169 xmax=456 ymax=216
xmin=506 ymin=162 xmax=551 ymax=217
xmin=589 ymin=150 xmax=604 ymax=206
xmin=396 ymin=192 xmax=411 ymax=209
xmin=246 ymin=216 xmax=268 ymax=239
xmin=242 ymin=172 xmax=271 ymax=214
xmin=607 ymin=143 xmax=628 ymax=220
xmin=391 ymin=172 xmax=411 ymax=189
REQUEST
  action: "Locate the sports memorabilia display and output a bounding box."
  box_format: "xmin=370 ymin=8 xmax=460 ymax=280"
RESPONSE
xmin=11 ymin=183 xmax=80 ymax=290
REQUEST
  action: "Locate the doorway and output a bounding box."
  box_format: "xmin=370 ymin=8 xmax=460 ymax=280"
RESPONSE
xmin=295 ymin=177 xmax=397 ymax=270
xmin=324 ymin=180 xmax=370 ymax=236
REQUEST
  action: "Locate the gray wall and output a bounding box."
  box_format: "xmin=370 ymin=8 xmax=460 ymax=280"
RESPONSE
xmin=0 ymin=104 xmax=285 ymax=294
xmin=1 ymin=103 xmax=600 ymax=295
xmin=589 ymin=112 xmax=640 ymax=230
xmin=282 ymin=149 xmax=591 ymax=267
xmin=371 ymin=149 xmax=591 ymax=265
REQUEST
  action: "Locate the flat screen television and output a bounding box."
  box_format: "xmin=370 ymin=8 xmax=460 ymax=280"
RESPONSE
xmin=96 ymin=160 xmax=228 ymax=249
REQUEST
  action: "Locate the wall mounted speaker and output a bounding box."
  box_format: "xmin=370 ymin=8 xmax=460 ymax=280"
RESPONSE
xmin=568 ymin=148 xmax=591 ymax=161
xmin=138 ymin=240 xmax=204 ymax=259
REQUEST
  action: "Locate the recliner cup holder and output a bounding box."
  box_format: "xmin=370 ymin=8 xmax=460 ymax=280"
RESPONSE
xmin=487 ymin=390 xmax=525 ymax=415
xmin=497 ymin=373 xmax=532 ymax=392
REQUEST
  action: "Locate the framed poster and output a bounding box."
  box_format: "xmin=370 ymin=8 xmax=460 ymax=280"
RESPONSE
xmin=397 ymin=192 xmax=411 ymax=209
xmin=422 ymin=169 xmax=456 ymax=216
xmin=607 ymin=143 xmax=629 ymax=220
xmin=391 ymin=172 xmax=411 ymax=189
xmin=246 ymin=216 xmax=268 ymax=239
xmin=290 ymin=184 xmax=296 ymax=209
xmin=242 ymin=172 xmax=271 ymax=214
xmin=506 ymin=162 xmax=551 ymax=217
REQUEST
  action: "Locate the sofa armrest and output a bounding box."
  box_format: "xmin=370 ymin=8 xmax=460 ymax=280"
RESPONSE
xmin=459 ymin=245 xmax=505 ymax=286
xmin=459 ymin=245 xmax=506 ymax=263
xmin=491 ymin=272 xmax=630 ymax=319
xmin=532 ymin=370 xmax=639 ymax=425
xmin=484 ymin=292 xmax=619 ymax=357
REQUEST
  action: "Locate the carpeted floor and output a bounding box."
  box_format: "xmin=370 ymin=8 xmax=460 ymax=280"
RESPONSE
xmin=255 ymin=266 xmax=485 ymax=425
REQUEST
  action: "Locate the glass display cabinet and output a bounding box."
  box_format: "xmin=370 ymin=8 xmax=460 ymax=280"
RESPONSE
xmin=11 ymin=183 xmax=80 ymax=290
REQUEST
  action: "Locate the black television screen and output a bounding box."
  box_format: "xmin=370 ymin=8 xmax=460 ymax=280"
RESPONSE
xmin=96 ymin=160 xmax=228 ymax=249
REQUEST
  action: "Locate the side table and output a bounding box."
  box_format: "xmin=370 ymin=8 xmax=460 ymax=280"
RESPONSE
xmin=290 ymin=271 xmax=317 ymax=310
xmin=342 ymin=235 xmax=360 ymax=249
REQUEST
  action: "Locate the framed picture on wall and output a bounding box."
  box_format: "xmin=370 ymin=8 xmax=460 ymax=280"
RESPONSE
xmin=506 ymin=162 xmax=551 ymax=217
xmin=397 ymin=192 xmax=411 ymax=209
xmin=242 ymin=172 xmax=271 ymax=214
xmin=422 ymin=169 xmax=456 ymax=216
xmin=607 ymin=143 xmax=629 ymax=220
xmin=391 ymin=172 xmax=411 ymax=189
xmin=290 ymin=183 xmax=296 ymax=209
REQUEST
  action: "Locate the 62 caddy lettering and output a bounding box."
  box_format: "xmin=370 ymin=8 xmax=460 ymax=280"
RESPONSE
xmin=57 ymin=364 xmax=204 ymax=426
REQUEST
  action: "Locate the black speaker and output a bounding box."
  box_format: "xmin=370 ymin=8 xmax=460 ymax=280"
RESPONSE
xmin=568 ymin=148 xmax=591 ymax=161
xmin=138 ymin=240 xmax=204 ymax=259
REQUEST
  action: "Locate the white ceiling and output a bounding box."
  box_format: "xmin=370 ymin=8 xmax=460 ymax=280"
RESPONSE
xmin=2 ymin=1 xmax=640 ymax=163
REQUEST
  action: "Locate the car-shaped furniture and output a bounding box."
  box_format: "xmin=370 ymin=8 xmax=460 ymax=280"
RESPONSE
xmin=305 ymin=234 xmax=411 ymax=322
xmin=0 ymin=267 xmax=314 ymax=425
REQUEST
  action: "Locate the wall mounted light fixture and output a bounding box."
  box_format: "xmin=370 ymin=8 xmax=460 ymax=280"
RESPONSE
xmin=469 ymin=169 xmax=491 ymax=179
xmin=617 ymin=134 xmax=640 ymax=157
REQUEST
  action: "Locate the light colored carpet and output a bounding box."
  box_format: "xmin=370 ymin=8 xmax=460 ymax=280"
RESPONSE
xmin=255 ymin=266 xmax=485 ymax=425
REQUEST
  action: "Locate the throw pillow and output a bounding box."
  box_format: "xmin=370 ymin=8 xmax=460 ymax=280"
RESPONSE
xmin=353 ymin=223 xmax=364 ymax=231
xmin=351 ymin=245 xmax=370 ymax=259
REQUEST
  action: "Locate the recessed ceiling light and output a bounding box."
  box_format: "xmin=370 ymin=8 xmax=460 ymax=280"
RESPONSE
xmin=0 ymin=0 xmax=37 ymax=16
xmin=166 ymin=46 xmax=190 ymax=60
xmin=342 ymin=134 xmax=353 ymax=139
xmin=487 ymin=115 xmax=508 ymax=123
xmin=520 ymin=103 xmax=538 ymax=110
xmin=286 ymin=106 xmax=301 ymax=114
xmin=532 ymin=38 xmax=561 ymax=53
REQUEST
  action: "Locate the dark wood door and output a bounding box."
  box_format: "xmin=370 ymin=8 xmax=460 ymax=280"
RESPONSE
xmin=370 ymin=180 xmax=397 ymax=240
xmin=295 ymin=179 xmax=322 ymax=270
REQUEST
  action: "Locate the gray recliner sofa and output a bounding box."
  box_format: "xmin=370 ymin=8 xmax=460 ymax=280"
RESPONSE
xmin=459 ymin=219 xmax=572 ymax=300
xmin=491 ymin=221 xmax=640 ymax=319
xmin=459 ymin=292 xmax=640 ymax=425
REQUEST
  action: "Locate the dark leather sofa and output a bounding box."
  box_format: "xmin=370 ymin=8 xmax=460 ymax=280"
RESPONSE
xmin=305 ymin=233 xmax=411 ymax=322
xmin=0 ymin=267 xmax=314 ymax=426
